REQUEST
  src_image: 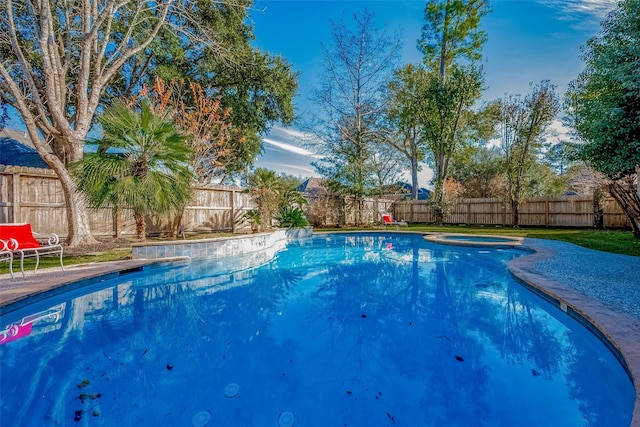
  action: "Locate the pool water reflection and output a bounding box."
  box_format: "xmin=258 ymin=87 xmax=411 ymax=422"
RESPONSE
xmin=0 ymin=233 xmax=634 ymax=426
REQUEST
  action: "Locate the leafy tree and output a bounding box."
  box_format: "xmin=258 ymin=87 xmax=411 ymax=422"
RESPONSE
xmin=73 ymin=100 xmax=194 ymax=240
xmin=135 ymin=78 xmax=236 ymax=185
xmin=498 ymin=81 xmax=560 ymax=225
xmin=417 ymin=0 xmax=490 ymax=223
xmin=423 ymin=66 xmax=487 ymax=218
xmin=385 ymin=64 xmax=431 ymax=199
xmin=311 ymin=9 xmax=401 ymax=225
xmin=449 ymin=145 xmax=505 ymax=198
xmin=113 ymin=0 xmax=299 ymax=183
xmin=566 ymin=0 xmax=640 ymax=236
xmin=0 ymin=0 xmax=297 ymax=246
xmin=525 ymin=162 xmax=568 ymax=197
xmin=418 ymin=0 xmax=489 ymax=83
xmin=544 ymin=140 xmax=581 ymax=175
xmin=369 ymin=142 xmax=408 ymax=197
xmin=1 ymin=0 xmax=184 ymax=246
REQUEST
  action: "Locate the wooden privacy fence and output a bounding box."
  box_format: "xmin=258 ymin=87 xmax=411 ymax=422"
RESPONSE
xmin=0 ymin=166 xmax=254 ymax=237
xmin=0 ymin=165 xmax=632 ymax=236
xmin=304 ymin=195 xmax=396 ymax=227
xmin=394 ymin=197 xmax=630 ymax=228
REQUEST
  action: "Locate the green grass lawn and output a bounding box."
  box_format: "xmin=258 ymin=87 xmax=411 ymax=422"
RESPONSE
xmin=320 ymin=225 xmax=640 ymax=257
xmin=0 ymin=247 xmax=133 ymax=277
xmin=1 ymin=226 xmax=638 ymax=277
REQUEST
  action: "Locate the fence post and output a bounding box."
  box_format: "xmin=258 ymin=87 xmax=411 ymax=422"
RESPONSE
xmin=230 ymin=189 xmax=236 ymax=233
xmin=12 ymin=171 xmax=20 ymax=222
xmin=410 ymin=201 xmax=414 ymax=223
xmin=466 ymin=201 xmax=471 ymax=225
xmin=545 ymin=200 xmax=550 ymax=227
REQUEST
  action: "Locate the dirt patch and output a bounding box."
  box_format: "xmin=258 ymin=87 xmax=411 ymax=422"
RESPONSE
xmin=63 ymin=238 xmax=134 ymax=257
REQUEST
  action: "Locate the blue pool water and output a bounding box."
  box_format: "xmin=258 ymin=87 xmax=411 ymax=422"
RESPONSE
xmin=0 ymin=233 xmax=634 ymax=426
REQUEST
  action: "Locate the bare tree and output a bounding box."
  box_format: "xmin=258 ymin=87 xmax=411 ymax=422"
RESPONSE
xmin=0 ymin=0 xmax=226 ymax=246
xmin=311 ymin=9 xmax=401 ymax=226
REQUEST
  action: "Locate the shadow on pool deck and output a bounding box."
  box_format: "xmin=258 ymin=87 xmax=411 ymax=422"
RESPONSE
xmin=1 ymin=238 xmax=639 ymax=426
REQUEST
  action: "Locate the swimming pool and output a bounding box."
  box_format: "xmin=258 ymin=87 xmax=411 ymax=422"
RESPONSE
xmin=0 ymin=233 xmax=634 ymax=426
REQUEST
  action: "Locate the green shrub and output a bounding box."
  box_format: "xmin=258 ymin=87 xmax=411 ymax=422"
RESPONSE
xmin=276 ymin=206 xmax=308 ymax=228
xmin=244 ymin=209 xmax=261 ymax=233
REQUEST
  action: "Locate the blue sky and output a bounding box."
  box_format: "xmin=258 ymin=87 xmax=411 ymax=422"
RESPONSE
xmin=250 ymin=0 xmax=619 ymax=182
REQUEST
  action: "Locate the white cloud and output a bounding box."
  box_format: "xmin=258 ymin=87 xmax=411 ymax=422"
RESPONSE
xmin=254 ymin=125 xmax=323 ymax=178
xmin=262 ymin=137 xmax=318 ymax=157
xmin=545 ymin=119 xmax=574 ymax=143
xmin=537 ymin=0 xmax=618 ymax=21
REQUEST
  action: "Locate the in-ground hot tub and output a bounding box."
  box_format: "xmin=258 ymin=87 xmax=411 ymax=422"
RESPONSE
xmin=424 ymin=232 xmax=523 ymax=247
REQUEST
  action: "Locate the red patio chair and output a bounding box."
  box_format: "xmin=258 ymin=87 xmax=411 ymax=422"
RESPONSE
xmin=0 ymin=223 xmax=64 ymax=278
xmin=381 ymin=214 xmax=408 ymax=230
xmin=1 ymin=238 xmax=18 ymax=279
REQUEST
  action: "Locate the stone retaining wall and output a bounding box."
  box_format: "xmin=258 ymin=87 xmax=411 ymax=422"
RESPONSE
xmin=131 ymin=227 xmax=313 ymax=260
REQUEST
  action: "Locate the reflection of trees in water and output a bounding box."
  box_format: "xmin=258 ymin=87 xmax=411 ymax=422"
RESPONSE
xmin=1 ymin=236 xmax=634 ymax=425
xmin=501 ymin=284 xmax=562 ymax=375
xmin=564 ymin=331 xmax=633 ymax=426
xmin=308 ymin=240 xmax=499 ymax=425
xmin=1 ymin=258 xmax=304 ymax=426
xmin=417 ymin=246 xmax=492 ymax=425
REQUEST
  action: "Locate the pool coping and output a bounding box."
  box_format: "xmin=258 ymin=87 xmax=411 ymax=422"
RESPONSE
xmin=0 ymin=257 xmax=191 ymax=315
xmin=0 ymin=231 xmax=639 ymax=426
xmin=507 ymin=239 xmax=640 ymax=427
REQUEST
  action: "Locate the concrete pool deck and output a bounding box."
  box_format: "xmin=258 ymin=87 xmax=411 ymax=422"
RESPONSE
xmin=510 ymin=238 xmax=640 ymax=427
xmin=1 ymin=235 xmax=640 ymax=425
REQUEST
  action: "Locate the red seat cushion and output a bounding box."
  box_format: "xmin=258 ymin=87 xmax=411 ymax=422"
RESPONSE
xmin=0 ymin=224 xmax=42 ymax=249
xmin=383 ymin=215 xmax=392 ymax=223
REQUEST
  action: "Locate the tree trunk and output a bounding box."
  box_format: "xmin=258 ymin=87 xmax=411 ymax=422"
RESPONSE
xmin=511 ymin=199 xmax=520 ymax=227
xmin=47 ymin=152 xmax=99 ymax=247
xmin=411 ymin=156 xmax=419 ymax=200
xmin=112 ymin=207 xmax=120 ymax=238
xmin=170 ymin=212 xmax=184 ymax=238
xmin=22 ymin=122 xmax=98 ymax=247
xmin=593 ymin=187 xmax=605 ymax=230
xmin=608 ymin=179 xmax=640 ymax=238
xmin=134 ymin=211 xmax=147 ymax=241
xmin=431 ymin=178 xmax=445 ymax=225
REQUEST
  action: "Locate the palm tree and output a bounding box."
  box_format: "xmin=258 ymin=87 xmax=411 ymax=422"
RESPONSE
xmin=245 ymin=168 xmax=282 ymax=231
xmin=73 ymin=100 xmax=194 ymax=240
